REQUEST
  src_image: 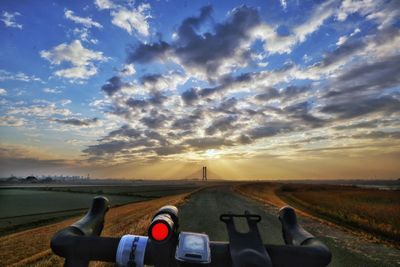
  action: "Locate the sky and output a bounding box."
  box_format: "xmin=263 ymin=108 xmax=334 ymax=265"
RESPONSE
xmin=0 ymin=0 xmax=399 ymax=180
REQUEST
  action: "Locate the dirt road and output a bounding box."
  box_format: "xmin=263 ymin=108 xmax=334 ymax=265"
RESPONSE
xmin=178 ymin=186 xmax=400 ymax=267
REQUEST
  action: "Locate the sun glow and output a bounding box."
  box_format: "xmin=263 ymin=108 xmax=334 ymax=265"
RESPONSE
xmin=204 ymin=149 xmax=221 ymax=159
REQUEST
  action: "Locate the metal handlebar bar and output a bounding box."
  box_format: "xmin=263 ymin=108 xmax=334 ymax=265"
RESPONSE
xmin=51 ymin=196 xmax=331 ymax=267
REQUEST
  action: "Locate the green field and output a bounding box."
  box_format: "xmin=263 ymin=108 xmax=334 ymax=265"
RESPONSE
xmin=0 ymin=183 xmax=199 ymax=235
xmin=41 ymin=184 xmax=199 ymax=198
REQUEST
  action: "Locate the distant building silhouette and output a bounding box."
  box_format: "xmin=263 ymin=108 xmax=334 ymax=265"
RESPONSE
xmin=25 ymin=176 xmax=38 ymax=183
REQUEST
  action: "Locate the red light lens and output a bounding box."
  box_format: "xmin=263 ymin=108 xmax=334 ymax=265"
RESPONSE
xmin=151 ymin=222 xmax=169 ymax=241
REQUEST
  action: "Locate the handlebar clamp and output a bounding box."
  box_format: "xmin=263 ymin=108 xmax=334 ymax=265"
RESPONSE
xmin=220 ymin=211 xmax=273 ymax=267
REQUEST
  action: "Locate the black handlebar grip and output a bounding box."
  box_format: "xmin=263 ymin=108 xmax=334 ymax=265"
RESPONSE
xmin=51 ymin=196 xmax=111 ymax=267
xmin=71 ymin=196 xmax=109 ymax=236
xmin=279 ymin=206 xmax=314 ymax=245
xmin=278 ymin=206 xmax=331 ymax=266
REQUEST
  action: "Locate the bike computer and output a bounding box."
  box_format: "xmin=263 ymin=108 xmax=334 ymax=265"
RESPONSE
xmin=175 ymin=232 xmax=211 ymax=265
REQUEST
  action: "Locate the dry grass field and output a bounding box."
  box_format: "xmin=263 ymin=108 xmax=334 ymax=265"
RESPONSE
xmin=234 ymin=182 xmax=286 ymax=207
xmin=237 ymin=182 xmax=400 ymax=244
xmin=278 ymin=184 xmax=400 ymax=243
xmin=0 ymin=191 xmax=196 ymax=267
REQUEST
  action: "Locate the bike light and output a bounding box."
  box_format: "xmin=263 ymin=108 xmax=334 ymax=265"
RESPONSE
xmin=148 ymin=213 xmax=174 ymax=242
xmin=151 ymin=222 xmax=169 ymax=241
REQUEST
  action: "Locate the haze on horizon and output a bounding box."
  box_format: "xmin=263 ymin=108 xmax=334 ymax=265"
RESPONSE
xmin=0 ymin=0 xmax=399 ymax=180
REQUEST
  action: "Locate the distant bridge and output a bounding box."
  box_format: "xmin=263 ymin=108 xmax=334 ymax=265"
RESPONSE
xmin=183 ymin=166 xmax=221 ymax=181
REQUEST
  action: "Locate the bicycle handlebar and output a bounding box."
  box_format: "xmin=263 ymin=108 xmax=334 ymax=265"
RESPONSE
xmin=51 ymin=196 xmax=331 ymax=267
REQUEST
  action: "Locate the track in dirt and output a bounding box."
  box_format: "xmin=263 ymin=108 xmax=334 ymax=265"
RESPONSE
xmin=179 ymin=186 xmax=398 ymax=267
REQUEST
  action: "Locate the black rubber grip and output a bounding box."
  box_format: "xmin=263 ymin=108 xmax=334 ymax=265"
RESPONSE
xmin=279 ymin=206 xmax=314 ymax=245
xmin=51 ymin=196 xmax=117 ymax=267
xmin=72 ymin=196 xmax=109 ymax=236
xmin=277 ymin=206 xmax=331 ymax=266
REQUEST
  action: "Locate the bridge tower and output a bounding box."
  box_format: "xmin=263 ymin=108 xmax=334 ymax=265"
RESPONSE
xmin=202 ymin=166 xmax=207 ymax=181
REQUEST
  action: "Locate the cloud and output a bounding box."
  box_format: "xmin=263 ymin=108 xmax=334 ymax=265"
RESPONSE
xmin=336 ymin=28 xmax=360 ymax=46
xmin=120 ymin=64 xmax=136 ymax=76
xmin=140 ymin=71 xmax=187 ymax=92
xmin=83 ymin=139 xmax=155 ymax=156
xmin=52 ymin=117 xmax=99 ymax=126
xmin=140 ymin=112 xmax=167 ymax=129
xmin=174 ymin=5 xmax=261 ymax=79
xmin=127 ymin=41 xmax=171 ymax=63
xmin=334 ymin=118 xmax=398 ymax=130
xmin=184 ymin=137 xmax=234 ymax=150
xmin=351 ymin=131 xmax=400 ymax=139
xmin=0 ymin=145 xmax=81 ymax=177
xmin=8 ymin=103 xmax=73 ymax=117
xmin=72 ymin=27 xmax=98 ymax=44
xmin=111 ymin=3 xmax=151 ymax=36
xmin=284 ymin=101 xmax=326 ymax=128
xmin=336 ymin=0 xmax=399 ymax=30
xmin=255 ymin=87 xmax=280 ymax=101
xmin=366 ymin=1 xmax=400 ymax=30
xmin=40 ymin=40 xmax=107 ymax=80
xmin=54 ymin=65 xmax=98 ymax=79
xmin=1 ymin=11 xmax=22 ymax=29
xmin=128 ymin=5 xmax=262 ymax=80
xmin=253 ymin=0 xmax=337 ymax=54
xmin=248 ymin=121 xmax=294 ymax=140
xmin=83 ymin=3 xmax=400 ymax=165
xmin=0 ymin=116 xmax=25 ymax=127
xmin=128 ymin=3 xmax=336 ymax=80
xmin=64 ymin=9 xmax=102 ymax=28
xmin=324 ymin=54 xmax=400 ymax=99
xmin=0 ymin=88 xmax=7 ymax=95
xmin=94 ymin=0 xmax=115 ymax=10
xmin=40 ymin=40 xmax=105 ymax=66
xmin=175 ymin=5 xmax=213 ymax=44
xmin=106 ymin=125 xmax=141 ymax=139
xmin=213 ymin=97 xmax=238 ymax=114
xmin=321 ymin=95 xmax=400 ymax=119
xmin=255 ymin=85 xmax=310 ymax=103
xmin=205 ymin=115 xmax=237 ymax=135
xmin=280 ymin=0 xmax=287 ymax=10
xmin=43 ymin=88 xmax=62 ymax=94
xmin=0 ymin=69 xmax=42 ymax=82
xmin=101 ymin=76 xmax=127 ymax=96
xmin=181 ymin=88 xmax=202 ymax=105
xmin=126 ymin=98 xmax=148 ymax=109
xmin=60 ymin=99 xmax=72 ymax=106
xmin=153 ymin=145 xmax=185 ymax=156
xmin=125 ymin=91 xmax=168 ymax=109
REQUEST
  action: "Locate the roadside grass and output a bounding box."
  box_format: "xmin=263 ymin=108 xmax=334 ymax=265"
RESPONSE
xmin=0 ymin=192 xmax=195 ymax=267
xmin=277 ymin=184 xmax=400 ymax=243
xmin=234 ymin=182 xmax=287 ymax=207
xmin=0 ymin=184 xmax=199 ymax=236
xmin=237 ymin=182 xmax=400 ymax=244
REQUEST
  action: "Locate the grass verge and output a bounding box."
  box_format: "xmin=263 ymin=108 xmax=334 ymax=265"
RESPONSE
xmin=0 ymin=188 xmax=202 ymax=267
xmin=236 ymin=182 xmax=400 ymax=247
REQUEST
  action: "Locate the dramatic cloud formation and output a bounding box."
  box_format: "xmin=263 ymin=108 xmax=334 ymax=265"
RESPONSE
xmin=1 ymin=1 xmax=399 ymax=179
xmin=83 ymin=2 xmax=400 ymax=172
